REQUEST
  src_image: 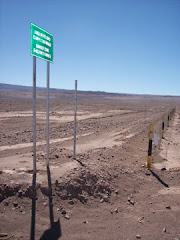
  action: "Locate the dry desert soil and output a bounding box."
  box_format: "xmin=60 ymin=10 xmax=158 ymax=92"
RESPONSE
xmin=0 ymin=88 xmax=180 ymax=240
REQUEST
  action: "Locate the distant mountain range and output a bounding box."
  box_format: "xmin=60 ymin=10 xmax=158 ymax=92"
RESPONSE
xmin=0 ymin=83 xmax=134 ymax=97
xmin=0 ymin=83 xmax=178 ymax=98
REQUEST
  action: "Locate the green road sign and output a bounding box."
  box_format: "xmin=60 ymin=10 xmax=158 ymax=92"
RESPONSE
xmin=31 ymin=23 xmax=53 ymax=62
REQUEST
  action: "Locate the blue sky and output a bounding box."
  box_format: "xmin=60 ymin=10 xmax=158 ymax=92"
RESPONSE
xmin=1 ymin=0 xmax=180 ymax=95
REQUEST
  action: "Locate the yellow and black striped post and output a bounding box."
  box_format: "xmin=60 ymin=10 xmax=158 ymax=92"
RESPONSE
xmin=162 ymin=114 xmax=165 ymax=139
xmin=147 ymin=124 xmax=153 ymax=170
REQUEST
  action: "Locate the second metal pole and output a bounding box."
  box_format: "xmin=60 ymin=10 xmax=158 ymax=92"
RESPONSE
xmin=46 ymin=61 xmax=50 ymax=167
xmin=73 ymin=80 xmax=77 ymax=160
xmin=33 ymin=56 xmax=37 ymax=175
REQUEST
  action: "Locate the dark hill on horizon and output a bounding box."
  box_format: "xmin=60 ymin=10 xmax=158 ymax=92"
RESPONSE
xmin=0 ymin=83 xmax=179 ymax=98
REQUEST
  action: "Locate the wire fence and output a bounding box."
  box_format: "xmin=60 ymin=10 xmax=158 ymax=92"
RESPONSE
xmin=147 ymin=107 xmax=176 ymax=170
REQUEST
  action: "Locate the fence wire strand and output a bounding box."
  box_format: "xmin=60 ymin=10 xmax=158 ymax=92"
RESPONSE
xmin=149 ymin=108 xmax=176 ymax=164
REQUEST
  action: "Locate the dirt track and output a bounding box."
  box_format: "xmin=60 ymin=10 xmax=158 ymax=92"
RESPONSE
xmin=0 ymin=92 xmax=180 ymax=240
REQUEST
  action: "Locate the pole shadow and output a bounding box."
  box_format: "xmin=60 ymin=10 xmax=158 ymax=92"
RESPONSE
xmin=75 ymin=158 xmax=86 ymax=167
xmin=150 ymin=170 xmax=169 ymax=188
xmin=39 ymin=166 xmax=62 ymax=240
xmin=30 ymin=173 xmax=37 ymax=240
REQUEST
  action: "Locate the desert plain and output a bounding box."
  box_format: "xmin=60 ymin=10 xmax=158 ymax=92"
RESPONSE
xmin=0 ymin=86 xmax=180 ymax=240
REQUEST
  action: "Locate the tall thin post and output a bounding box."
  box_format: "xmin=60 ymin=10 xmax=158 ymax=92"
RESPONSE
xmin=162 ymin=114 xmax=165 ymax=139
xmin=31 ymin=56 xmax=36 ymax=240
xmin=144 ymin=104 xmax=147 ymax=121
xmin=167 ymin=112 xmax=170 ymax=127
xmin=73 ymin=80 xmax=77 ymax=160
xmin=46 ymin=61 xmax=50 ymax=167
xmin=147 ymin=124 xmax=153 ymax=170
xmin=33 ymin=56 xmax=37 ymax=175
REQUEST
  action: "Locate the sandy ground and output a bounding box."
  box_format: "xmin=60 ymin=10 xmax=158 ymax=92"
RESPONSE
xmin=0 ymin=92 xmax=180 ymax=240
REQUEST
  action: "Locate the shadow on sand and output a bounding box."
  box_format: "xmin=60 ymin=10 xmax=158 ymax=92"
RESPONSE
xmin=30 ymin=166 xmax=62 ymax=240
xmin=150 ymin=170 xmax=169 ymax=188
xmin=75 ymin=158 xmax=86 ymax=167
xmin=30 ymin=173 xmax=37 ymax=240
xmin=40 ymin=166 xmax=62 ymax=240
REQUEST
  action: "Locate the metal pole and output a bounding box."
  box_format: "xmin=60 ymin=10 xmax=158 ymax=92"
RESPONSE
xmin=147 ymin=124 xmax=153 ymax=170
xmin=144 ymin=104 xmax=147 ymax=121
xmin=73 ymin=80 xmax=77 ymax=160
xmin=33 ymin=56 xmax=36 ymax=175
xmin=46 ymin=61 xmax=50 ymax=167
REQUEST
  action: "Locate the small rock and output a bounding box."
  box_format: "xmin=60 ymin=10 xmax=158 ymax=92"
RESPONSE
xmin=12 ymin=208 xmax=15 ymax=211
xmin=138 ymin=216 xmax=144 ymax=223
xmin=114 ymin=208 xmax=118 ymax=213
xmin=64 ymin=214 xmax=70 ymax=220
xmin=103 ymin=195 xmax=109 ymax=202
xmin=83 ymin=220 xmax=88 ymax=224
xmin=127 ymin=198 xmax=134 ymax=205
xmin=163 ymin=227 xmax=166 ymax=232
xmin=161 ymin=167 xmax=166 ymax=171
xmin=18 ymin=189 xmax=23 ymax=197
xmin=4 ymin=200 xmax=9 ymax=206
xmin=43 ymin=202 xmax=47 ymax=207
xmin=55 ymin=154 xmax=59 ymax=158
xmin=166 ymin=206 xmax=171 ymax=209
xmin=136 ymin=234 xmax=141 ymax=239
xmin=61 ymin=209 xmax=66 ymax=215
xmin=100 ymin=198 xmax=104 ymax=203
xmin=69 ymin=200 xmax=74 ymax=205
xmin=115 ymin=190 xmax=119 ymax=194
xmin=55 ymin=180 xmax=58 ymax=186
xmin=22 ymin=211 xmax=26 ymax=214
xmin=68 ymin=193 xmax=72 ymax=198
xmin=13 ymin=202 xmax=18 ymax=207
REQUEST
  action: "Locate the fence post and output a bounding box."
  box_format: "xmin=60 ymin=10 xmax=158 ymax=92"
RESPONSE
xmin=170 ymin=110 xmax=172 ymax=120
xmin=147 ymin=124 xmax=153 ymax=170
xmin=167 ymin=112 xmax=170 ymax=127
xmin=162 ymin=114 xmax=165 ymax=139
xmin=172 ymin=107 xmax=176 ymax=117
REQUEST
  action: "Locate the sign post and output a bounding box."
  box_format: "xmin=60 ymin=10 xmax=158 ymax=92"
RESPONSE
xmin=46 ymin=61 xmax=50 ymax=167
xmin=73 ymin=80 xmax=78 ymax=160
xmin=33 ymin=57 xmax=37 ymax=175
xmin=30 ymin=22 xmax=53 ymax=240
xmin=30 ymin=23 xmax=53 ymax=171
